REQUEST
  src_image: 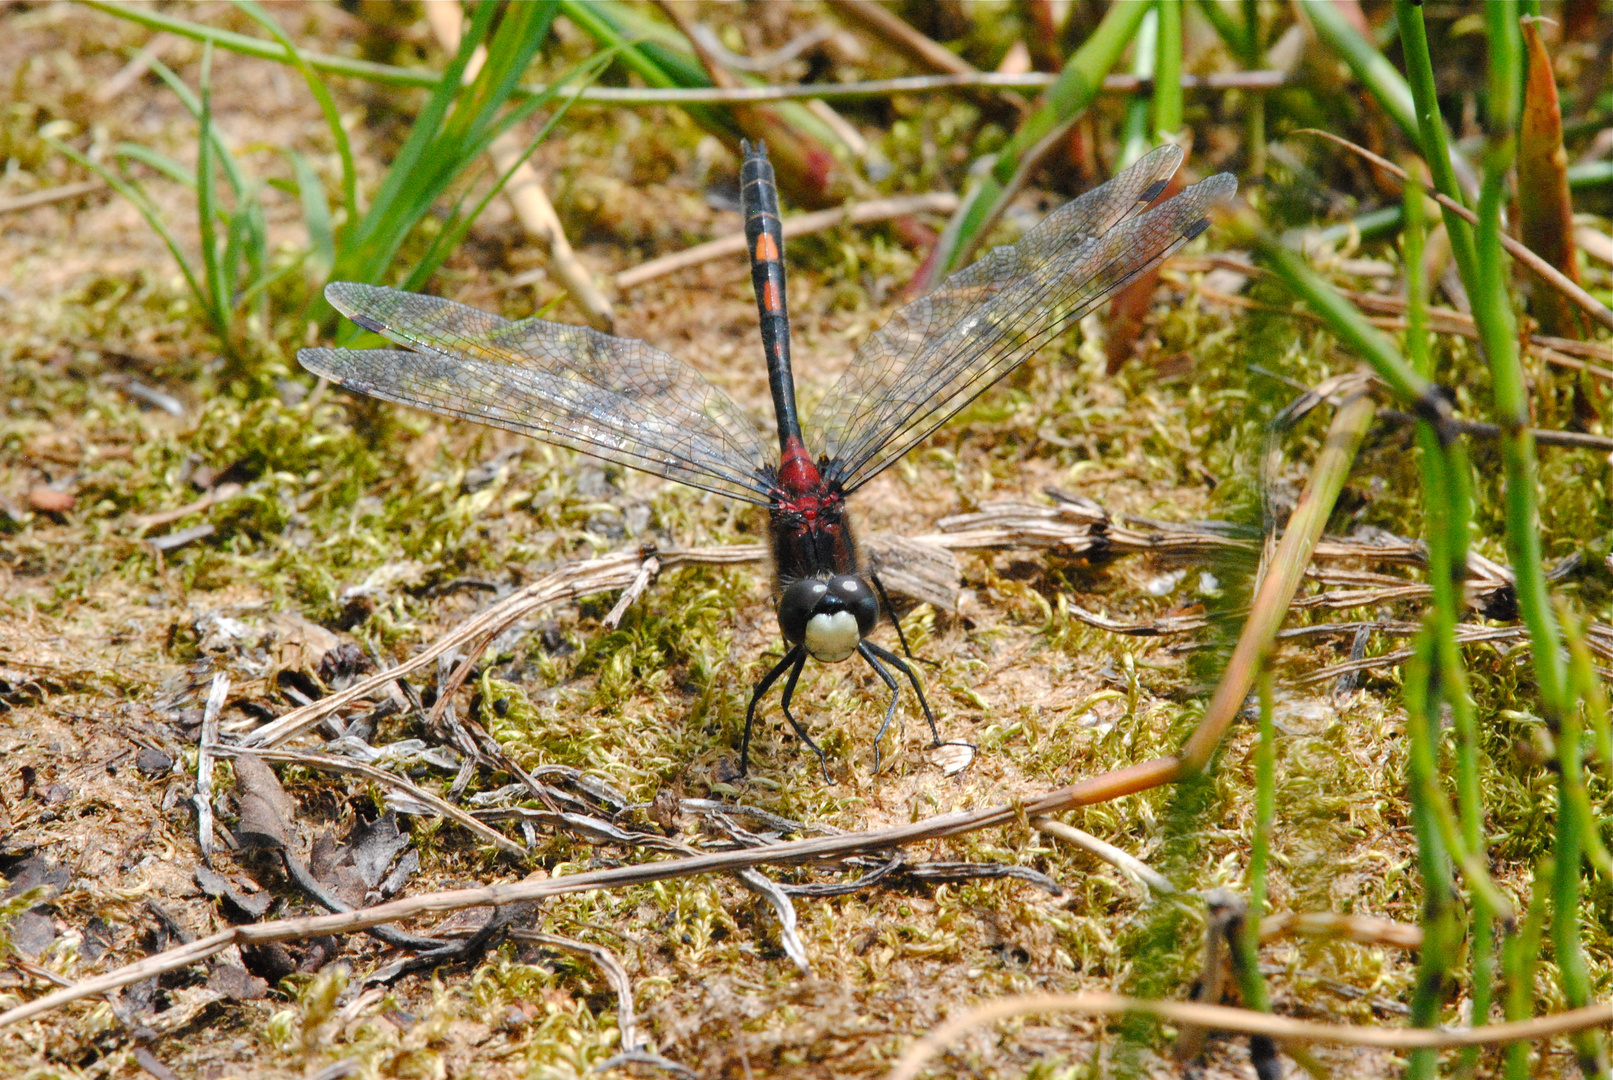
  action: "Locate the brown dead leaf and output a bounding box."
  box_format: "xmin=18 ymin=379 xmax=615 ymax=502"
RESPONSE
xmin=1518 ymin=18 xmax=1584 ymax=338
xmin=233 ymin=753 xmax=296 ymax=851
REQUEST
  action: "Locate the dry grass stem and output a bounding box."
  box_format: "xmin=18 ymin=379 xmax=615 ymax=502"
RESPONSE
xmin=885 ymin=992 xmax=1613 ymax=1079
xmin=1032 ymin=816 xmax=1176 ymax=894
xmin=1181 ymin=392 xmax=1377 ymax=768
xmin=614 ymin=193 xmax=960 ymax=290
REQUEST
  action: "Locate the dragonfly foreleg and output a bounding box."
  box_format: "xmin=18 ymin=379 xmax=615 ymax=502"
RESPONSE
xmin=776 ymin=649 xmax=833 ymax=784
xmin=869 ymin=571 xmax=938 ymax=667
xmin=741 ymin=644 xmax=805 ymax=777
xmin=857 ymin=641 xmax=903 ymax=773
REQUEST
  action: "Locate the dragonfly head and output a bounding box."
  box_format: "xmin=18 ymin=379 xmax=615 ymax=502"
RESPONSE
xmin=778 ymin=574 xmax=877 ymax=663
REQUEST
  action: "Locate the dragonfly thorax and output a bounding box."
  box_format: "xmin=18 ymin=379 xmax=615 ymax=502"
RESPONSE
xmin=778 ymin=574 xmax=878 ymax=663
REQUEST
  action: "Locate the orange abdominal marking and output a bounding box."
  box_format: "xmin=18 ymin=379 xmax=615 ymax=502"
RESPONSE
xmin=754 ymin=233 xmax=780 ymax=261
xmin=763 ymin=280 xmax=782 ymax=312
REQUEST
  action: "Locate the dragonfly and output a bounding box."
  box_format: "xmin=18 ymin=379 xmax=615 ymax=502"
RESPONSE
xmin=299 ymin=141 xmax=1236 ymax=781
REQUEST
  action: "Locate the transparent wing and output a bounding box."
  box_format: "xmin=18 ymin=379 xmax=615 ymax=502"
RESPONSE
xmin=300 ymin=283 xmax=773 ymax=505
xmin=810 ymin=146 xmax=1237 ymax=493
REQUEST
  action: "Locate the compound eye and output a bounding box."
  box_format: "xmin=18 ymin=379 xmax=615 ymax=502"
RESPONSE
xmin=777 ymin=577 xmax=830 ymax=645
xmin=827 ymin=575 xmax=879 ymax=637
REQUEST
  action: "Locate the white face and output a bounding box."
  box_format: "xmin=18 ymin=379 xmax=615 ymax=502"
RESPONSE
xmin=804 ymin=610 xmax=860 ymax=663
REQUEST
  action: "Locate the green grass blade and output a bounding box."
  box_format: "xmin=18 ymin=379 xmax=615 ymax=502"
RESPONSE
xmin=113 ymin=142 xmax=195 ymax=189
xmin=1394 ymin=2 xmax=1479 ymax=283
xmin=398 ymin=46 xmax=613 ymax=293
xmin=1116 ymin=8 xmax=1158 ymax=169
xmin=555 ymin=0 xmax=728 ymax=136
xmin=195 ymin=41 xmax=228 ymax=334
xmin=142 ymin=51 xmax=250 ymax=200
xmin=1485 ymin=1 xmax=1523 ymax=131
xmin=81 ymin=1 xmax=431 ymax=88
xmin=1251 ymin=238 xmax=1433 ymax=408
xmin=1192 ymin=0 xmax=1244 ymax=54
xmin=331 ymin=0 xmax=503 ymax=285
xmin=46 ymin=137 xmax=213 ymax=334
xmin=1153 ymin=0 xmax=1183 ymax=142
xmin=927 ymin=0 xmax=1150 ymax=279
xmin=438 ymin=1 xmax=557 ymax=151
xmin=1301 ymin=0 xmax=1418 ymax=139
xmin=284 ymin=149 xmax=334 ymax=274
xmin=230 ymin=0 xmax=357 ymax=230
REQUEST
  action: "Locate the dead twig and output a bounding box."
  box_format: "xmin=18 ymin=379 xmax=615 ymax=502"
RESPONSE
xmin=1258 ymin=911 xmax=1422 ymax=950
xmin=0 ymin=180 xmax=105 ymax=216
xmin=603 ymin=551 xmax=661 ymax=629
xmin=614 ymin=193 xmax=959 ymax=290
xmin=192 ymin=673 xmax=228 ymax=865
xmin=509 ymin=930 xmax=646 ymax=1052
xmin=736 ymin=869 xmax=811 ymax=974
xmin=0 ymin=755 xmax=1182 ymax=1029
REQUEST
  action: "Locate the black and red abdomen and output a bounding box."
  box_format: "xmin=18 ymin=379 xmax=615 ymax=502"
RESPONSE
xmin=740 ymin=141 xmax=804 ymax=451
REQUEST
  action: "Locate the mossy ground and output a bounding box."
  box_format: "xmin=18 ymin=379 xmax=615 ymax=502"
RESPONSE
xmin=2 ymin=4 xmax=1611 ymax=1079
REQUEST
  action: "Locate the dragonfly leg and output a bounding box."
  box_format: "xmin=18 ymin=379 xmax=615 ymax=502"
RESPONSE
xmin=774 ymin=649 xmax=833 ymax=784
xmin=863 ymin=640 xmax=975 ymax=767
xmin=868 ymin=571 xmax=935 ymax=666
xmin=741 ymin=645 xmax=805 ymax=777
xmin=857 ymin=641 xmax=902 ymax=773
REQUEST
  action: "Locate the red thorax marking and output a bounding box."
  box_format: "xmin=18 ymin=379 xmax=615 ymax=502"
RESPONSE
xmin=775 ymin=435 xmax=823 ymax=501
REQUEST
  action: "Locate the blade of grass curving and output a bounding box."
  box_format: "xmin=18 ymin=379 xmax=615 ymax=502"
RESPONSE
xmin=284 ymin=149 xmax=334 ymax=275
xmin=924 ymin=0 xmax=1151 ymax=282
xmin=44 ymin=136 xmax=212 ymax=331
xmin=113 ymin=143 xmax=195 ymax=189
xmin=331 ymin=1 xmax=560 ymax=296
xmin=330 ymin=0 xmax=499 ymax=286
xmin=142 ymin=51 xmax=249 ymax=199
xmin=555 ymin=0 xmax=728 ymax=137
xmin=81 ymin=1 xmax=426 ymax=87
xmin=1192 ymin=0 xmax=1243 ymax=54
xmin=1153 ymin=0 xmax=1183 ymax=143
xmin=230 ymin=0 xmax=356 ymax=232
xmin=1250 ymin=236 xmax=1434 ymax=411
xmin=1300 ymin=0 xmax=1418 ymax=139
